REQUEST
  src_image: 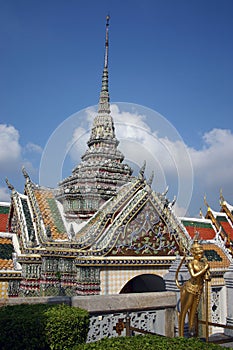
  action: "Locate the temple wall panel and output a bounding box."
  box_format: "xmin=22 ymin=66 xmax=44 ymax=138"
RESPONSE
xmin=100 ymin=266 xmax=168 ymax=295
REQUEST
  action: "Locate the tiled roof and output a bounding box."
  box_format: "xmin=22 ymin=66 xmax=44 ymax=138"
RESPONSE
xmin=0 ymin=236 xmax=14 ymax=270
xmin=0 ymin=204 xmax=10 ymax=232
xmin=34 ymin=188 xmax=68 ymax=240
xmin=181 ymin=219 xmax=216 ymax=240
xmin=203 ymin=243 xmax=231 ymax=269
xmin=216 ymin=216 xmax=233 ymax=241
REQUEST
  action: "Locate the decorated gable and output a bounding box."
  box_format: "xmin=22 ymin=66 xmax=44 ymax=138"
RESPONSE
xmin=109 ymin=200 xmax=180 ymax=256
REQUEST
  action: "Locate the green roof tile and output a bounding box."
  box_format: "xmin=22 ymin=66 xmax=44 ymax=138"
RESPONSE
xmin=0 ymin=206 xmax=9 ymax=214
xmin=181 ymin=220 xmax=212 ymax=229
xmin=204 ymin=249 xmax=222 ymax=262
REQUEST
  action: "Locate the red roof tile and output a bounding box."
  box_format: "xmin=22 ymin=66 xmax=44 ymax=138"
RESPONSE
xmin=0 ymin=214 xmax=8 ymax=232
xmin=219 ymin=221 xmax=233 ymax=240
xmin=181 ymin=220 xmax=216 ymax=240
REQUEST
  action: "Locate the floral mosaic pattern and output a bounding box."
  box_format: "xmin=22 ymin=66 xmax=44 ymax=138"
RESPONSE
xmin=111 ymin=202 xmax=180 ymax=256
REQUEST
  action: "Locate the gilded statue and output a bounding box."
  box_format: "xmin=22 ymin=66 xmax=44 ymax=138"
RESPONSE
xmin=176 ymin=238 xmax=210 ymax=336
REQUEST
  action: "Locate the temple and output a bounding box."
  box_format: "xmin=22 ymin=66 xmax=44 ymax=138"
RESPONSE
xmin=0 ymin=16 xmax=233 ymax=336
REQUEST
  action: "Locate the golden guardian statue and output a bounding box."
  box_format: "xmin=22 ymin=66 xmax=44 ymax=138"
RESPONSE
xmin=176 ymin=237 xmax=210 ymax=336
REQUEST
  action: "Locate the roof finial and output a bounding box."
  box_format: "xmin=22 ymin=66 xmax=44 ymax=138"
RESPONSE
xmin=5 ymin=177 xmax=14 ymax=191
xmin=98 ymin=15 xmax=111 ymax=112
xmin=220 ymin=188 xmax=225 ymax=205
xmin=204 ymin=194 xmax=210 ymax=210
xmin=104 ymin=15 xmax=110 ymax=69
xmin=22 ymin=166 xmax=30 ymax=180
xmin=199 ymin=207 xmax=204 ymax=218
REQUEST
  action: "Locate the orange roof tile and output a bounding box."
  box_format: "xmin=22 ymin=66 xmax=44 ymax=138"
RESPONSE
xmin=0 ymin=259 xmax=14 ymax=270
xmin=0 ymin=236 xmax=14 ymax=270
xmin=203 ymin=243 xmax=231 ymax=269
xmin=34 ymin=188 xmax=67 ymax=240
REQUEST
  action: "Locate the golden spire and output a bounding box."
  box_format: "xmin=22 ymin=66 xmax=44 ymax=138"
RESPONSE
xmin=204 ymin=194 xmax=210 ymax=210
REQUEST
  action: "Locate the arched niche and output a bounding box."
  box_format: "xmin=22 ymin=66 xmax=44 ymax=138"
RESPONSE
xmin=120 ymin=274 xmax=166 ymax=293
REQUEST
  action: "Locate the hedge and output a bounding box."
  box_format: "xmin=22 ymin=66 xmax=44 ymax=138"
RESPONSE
xmin=74 ymin=334 xmax=228 ymax=350
xmin=0 ymin=303 xmax=89 ymax=350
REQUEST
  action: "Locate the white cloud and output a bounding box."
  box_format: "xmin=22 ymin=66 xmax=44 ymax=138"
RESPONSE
xmin=0 ymin=187 xmax=10 ymax=202
xmin=0 ymin=124 xmax=21 ymax=170
xmin=187 ymin=128 xmax=233 ymax=213
xmin=68 ymin=127 xmax=89 ymax=163
xmin=190 ymin=129 xmax=233 ymax=188
xmin=25 ymin=142 xmax=43 ymax=154
xmin=45 ymin=104 xmax=233 ymax=216
xmin=0 ymin=124 xmax=43 ymax=190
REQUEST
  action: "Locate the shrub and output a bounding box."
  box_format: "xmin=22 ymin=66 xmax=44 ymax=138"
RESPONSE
xmin=44 ymin=304 xmax=89 ymax=350
xmin=74 ymin=334 xmax=228 ymax=350
xmin=0 ymin=303 xmax=49 ymax=350
xmin=0 ymin=303 xmax=89 ymax=350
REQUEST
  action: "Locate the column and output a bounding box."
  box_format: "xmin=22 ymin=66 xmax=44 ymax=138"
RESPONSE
xmin=224 ymin=262 xmax=233 ymax=336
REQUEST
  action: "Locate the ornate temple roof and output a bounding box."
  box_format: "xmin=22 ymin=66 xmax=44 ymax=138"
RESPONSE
xmin=6 ymin=171 xmax=191 ymax=262
xmin=204 ymin=194 xmax=233 ymax=254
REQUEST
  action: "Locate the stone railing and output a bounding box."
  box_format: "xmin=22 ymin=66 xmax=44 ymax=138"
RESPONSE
xmin=0 ymin=291 xmax=176 ymax=342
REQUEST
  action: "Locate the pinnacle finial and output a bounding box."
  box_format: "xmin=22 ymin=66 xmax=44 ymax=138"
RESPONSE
xmin=204 ymin=194 xmax=210 ymax=209
xmin=98 ymin=15 xmax=111 ymax=111
xmin=138 ymin=160 xmax=146 ymax=181
xmin=148 ymin=171 xmax=154 ymax=186
xmin=5 ymin=177 xmax=14 ymax=191
xmin=22 ymin=166 xmax=30 ymax=180
xmin=199 ymin=207 xmax=204 ymax=218
xmin=104 ymin=15 xmax=110 ymax=69
xmin=220 ymin=188 xmax=225 ymax=205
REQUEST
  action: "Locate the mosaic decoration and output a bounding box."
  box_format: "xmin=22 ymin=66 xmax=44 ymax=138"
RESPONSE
xmin=76 ymin=267 xmax=101 ymax=295
xmin=211 ymin=287 xmax=221 ymax=324
xmin=111 ymin=202 xmax=180 ymax=256
xmin=87 ymin=310 xmax=157 ymax=342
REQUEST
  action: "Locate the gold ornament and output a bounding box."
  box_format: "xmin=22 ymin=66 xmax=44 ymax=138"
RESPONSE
xmin=176 ymin=236 xmax=210 ymax=336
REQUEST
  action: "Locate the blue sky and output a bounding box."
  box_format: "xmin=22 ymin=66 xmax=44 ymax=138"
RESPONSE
xmin=0 ymin=0 xmax=233 ymax=216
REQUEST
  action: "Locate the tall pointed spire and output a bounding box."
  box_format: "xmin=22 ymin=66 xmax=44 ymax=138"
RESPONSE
xmin=98 ymin=15 xmax=110 ymax=113
xmin=104 ymin=15 xmax=110 ymax=70
xmin=57 ymin=15 xmax=132 ymax=220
